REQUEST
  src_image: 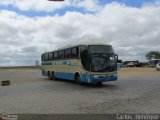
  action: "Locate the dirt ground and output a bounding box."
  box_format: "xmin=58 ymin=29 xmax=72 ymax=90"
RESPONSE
xmin=0 ymin=67 xmax=160 ymax=114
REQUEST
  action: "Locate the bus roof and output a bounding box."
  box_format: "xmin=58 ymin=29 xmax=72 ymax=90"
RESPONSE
xmin=42 ymin=44 xmax=112 ymax=54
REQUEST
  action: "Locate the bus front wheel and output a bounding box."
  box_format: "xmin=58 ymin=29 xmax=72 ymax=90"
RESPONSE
xmin=75 ymin=74 xmax=82 ymax=85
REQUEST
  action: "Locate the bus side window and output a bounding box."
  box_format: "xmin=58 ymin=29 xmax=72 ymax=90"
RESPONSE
xmin=65 ymin=49 xmax=72 ymax=58
xmin=41 ymin=54 xmax=44 ymax=61
xmin=54 ymin=52 xmax=58 ymax=60
xmin=59 ymin=50 xmax=65 ymax=59
xmin=72 ymin=47 xmax=78 ymax=58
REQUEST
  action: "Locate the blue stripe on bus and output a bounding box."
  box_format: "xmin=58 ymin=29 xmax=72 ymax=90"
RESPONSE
xmin=42 ymin=71 xmax=117 ymax=84
xmin=55 ymin=72 xmax=75 ymax=81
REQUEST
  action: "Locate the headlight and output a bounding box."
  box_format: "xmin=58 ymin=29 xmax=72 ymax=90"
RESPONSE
xmin=93 ymin=75 xmax=99 ymax=78
xmin=112 ymin=74 xmax=117 ymax=77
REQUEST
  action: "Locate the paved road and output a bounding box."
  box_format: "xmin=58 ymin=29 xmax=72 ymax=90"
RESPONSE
xmin=0 ymin=68 xmax=160 ymax=114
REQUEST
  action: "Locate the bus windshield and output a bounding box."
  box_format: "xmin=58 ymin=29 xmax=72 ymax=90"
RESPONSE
xmin=80 ymin=45 xmax=117 ymax=72
xmin=91 ymin=53 xmax=117 ymax=72
xmin=87 ymin=45 xmax=117 ymax=72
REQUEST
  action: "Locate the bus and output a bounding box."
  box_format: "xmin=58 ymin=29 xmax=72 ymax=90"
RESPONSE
xmin=41 ymin=44 xmax=118 ymax=85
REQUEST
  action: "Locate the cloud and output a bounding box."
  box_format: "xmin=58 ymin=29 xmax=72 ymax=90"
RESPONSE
xmin=75 ymin=0 xmax=102 ymax=12
xmin=0 ymin=0 xmax=69 ymax=12
xmin=0 ymin=2 xmax=160 ymax=66
xmin=0 ymin=0 xmax=102 ymax=12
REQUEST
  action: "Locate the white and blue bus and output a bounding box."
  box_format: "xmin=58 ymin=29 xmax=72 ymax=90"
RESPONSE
xmin=41 ymin=44 xmax=118 ymax=84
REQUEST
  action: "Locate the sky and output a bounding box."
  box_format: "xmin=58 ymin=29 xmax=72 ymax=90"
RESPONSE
xmin=0 ymin=0 xmax=160 ymax=66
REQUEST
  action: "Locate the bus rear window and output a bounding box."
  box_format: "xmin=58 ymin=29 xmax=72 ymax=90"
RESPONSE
xmin=49 ymin=53 xmax=53 ymax=60
xmin=45 ymin=54 xmax=49 ymax=61
xmin=41 ymin=54 xmax=44 ymax=61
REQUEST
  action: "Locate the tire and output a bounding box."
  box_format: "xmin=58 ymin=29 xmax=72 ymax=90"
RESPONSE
xmin=48 ymin=71 xmax=56 ymax=80
xmin=52 ymin=72 xmax=56 ymax=81
xmin=48 ymin=72 xmax=53 ymax=80
xmin=75 ymin=74 xmax=82 ymax=85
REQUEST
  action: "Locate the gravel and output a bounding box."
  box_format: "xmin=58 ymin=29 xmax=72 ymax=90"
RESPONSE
xmin=0 ymin=68 xmax=160 ymax=114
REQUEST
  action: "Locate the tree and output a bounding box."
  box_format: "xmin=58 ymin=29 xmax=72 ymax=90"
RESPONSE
xmin=146 ymin=51 xmax=160 ymax=60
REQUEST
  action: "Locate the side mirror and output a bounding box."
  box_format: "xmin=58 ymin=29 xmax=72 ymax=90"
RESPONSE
xmin=90 ymin=63 xmax=94 ymax=71
xmin=115 ymin=54 xmax=118 ymax=61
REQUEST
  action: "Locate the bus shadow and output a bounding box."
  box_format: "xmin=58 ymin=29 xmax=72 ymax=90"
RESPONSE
xmin=82 ymin=83 xmax=118 ymax=89
xmin=47 ymin=78 xmax=118 ymax=89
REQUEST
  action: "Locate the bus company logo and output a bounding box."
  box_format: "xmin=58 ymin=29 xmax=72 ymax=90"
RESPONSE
xmin=52 ymin=61 xmax=70 ymax=65
xmin=51 ymin=61 xmax=61 ymax=65
xmin=63 ymin=61 xmax=70 ymax=65
xmin=0 ymin=114 xmax=18 ymax=120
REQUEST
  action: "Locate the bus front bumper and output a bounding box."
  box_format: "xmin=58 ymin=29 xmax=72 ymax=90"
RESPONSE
xmin=89 ymin=73 xmax=118 ymax=84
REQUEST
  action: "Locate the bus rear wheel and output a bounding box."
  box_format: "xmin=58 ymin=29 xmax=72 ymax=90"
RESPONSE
xmin=48 ymin=71 xmax=55 ymax=80
xmin=48 ymin=72 xmax=52 ymax=80
xmin=75 ymin=74 xmax=82 ymax=85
